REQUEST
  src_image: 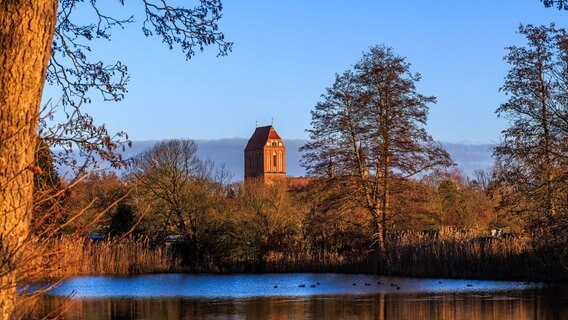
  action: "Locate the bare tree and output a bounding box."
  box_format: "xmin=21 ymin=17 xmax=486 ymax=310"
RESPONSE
xmin=234 ymin=179 xmax=301 ymax=270
xmin=302 ymin=45 xmax=452 ymax=250
xmin=131 ymin=139 xmax=231 ymax=266
xmin=494 ymin=24 xmax=568 ymax=221
xmin=1 ymin=1 xmax=231 ymax=316
xmin=299 ymin=178 xmax=372 ymax=259
xmin=472 ymin=169 xmax=492 ymax=194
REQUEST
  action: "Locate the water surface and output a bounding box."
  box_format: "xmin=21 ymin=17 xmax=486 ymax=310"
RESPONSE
xmin=47 ymin=273 xmax=536 ymax=298
xmin=25 ymin=273 xmax=568 ymax=319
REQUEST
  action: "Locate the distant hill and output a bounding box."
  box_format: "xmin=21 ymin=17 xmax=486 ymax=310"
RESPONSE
xmin=441 ymin=142 xmax=494 ymax=175
xmin=119 ymin=139 xmax=494 ymax=181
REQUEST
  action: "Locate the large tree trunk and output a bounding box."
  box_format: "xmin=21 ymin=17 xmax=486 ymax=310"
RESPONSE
xmin=0 ymin=1 xmax=57 ymax=317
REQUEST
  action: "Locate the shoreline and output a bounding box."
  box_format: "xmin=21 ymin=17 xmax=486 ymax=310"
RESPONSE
xmin=30 ymin=235 xmax=568 ymax=284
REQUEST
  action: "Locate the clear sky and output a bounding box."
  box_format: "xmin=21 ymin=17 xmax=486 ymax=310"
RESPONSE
xmin=42 ymin=1 xmax=568 ymax=144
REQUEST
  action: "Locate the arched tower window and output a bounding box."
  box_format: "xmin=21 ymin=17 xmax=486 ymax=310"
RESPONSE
xmin=272 ymin=151 xmax=277 ymax=171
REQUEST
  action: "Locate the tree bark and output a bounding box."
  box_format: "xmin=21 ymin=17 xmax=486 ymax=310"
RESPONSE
xmin=0 ymin=1 xmax=57 ymax=317
xmin=381 ymin=153 xmax=390 ymax=250
xmin=536 ymin=47 xmax=556 ymax=218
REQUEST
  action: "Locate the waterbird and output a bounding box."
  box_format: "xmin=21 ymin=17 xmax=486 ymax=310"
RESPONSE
xmin=273 ymin=285 xmax=278 ymax=288
xmin=390 ymin=283 xmax=397 ymax=287
xmin=396 ymin=286 xmax=400 ymax=290
xmin=299 ymin=284 xmax=305 ymax=288
xmin=438 ymin=281 xmax=442 ymax=284
xmin=377 ymin=282 xmax=383 ymax=285
xmin=364 ymin=283 xmax=371 ymax=286
xmin=316 ymin=282 xmax=320 ymax=285
xmin=353 ymin=283 xmax=357 ymax=286
xmin=310 ymin=285 xmax=316 ymax=288
xmin=467 ymin=284 xmax=473 ymax=287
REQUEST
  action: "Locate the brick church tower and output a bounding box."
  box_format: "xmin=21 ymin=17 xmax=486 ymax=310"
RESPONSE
xmin=244 ymin=125 xmax=286 ymax=182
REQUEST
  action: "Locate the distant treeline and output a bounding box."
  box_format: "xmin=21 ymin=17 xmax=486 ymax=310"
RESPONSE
xmin=30 ymin=164 xmax=566 ymax=281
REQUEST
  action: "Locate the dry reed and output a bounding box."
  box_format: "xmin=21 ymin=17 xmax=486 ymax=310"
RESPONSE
xmin=32 ymin=229 xmax=565 ymax=281
xmin=33 ymin=236 xmax=180 ymax=279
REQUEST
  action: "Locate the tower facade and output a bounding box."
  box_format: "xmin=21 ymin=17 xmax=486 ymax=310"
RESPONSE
xmin=244 ymin=125 xmax=286 ymax=182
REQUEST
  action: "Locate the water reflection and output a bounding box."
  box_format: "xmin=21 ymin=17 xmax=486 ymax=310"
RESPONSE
xmin=26 ymin=289 xmax=568 ymax=320
xmin=20 ymin=274 xmax=568 ymax=319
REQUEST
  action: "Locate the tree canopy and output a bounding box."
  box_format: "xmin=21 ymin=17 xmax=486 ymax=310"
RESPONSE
xmin=494 ymin=24 xmax=568 ymax=220
xmin=302 ymin=45 xmax=452 ymax=249
xmin=43 ymin=0 xmax=232 ymax=173
xmin=542 ymin=0 xmax=568 ymax=10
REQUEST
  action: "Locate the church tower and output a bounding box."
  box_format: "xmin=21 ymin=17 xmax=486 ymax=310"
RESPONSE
xmin=244 ymin=125 xmax=286 ymax=182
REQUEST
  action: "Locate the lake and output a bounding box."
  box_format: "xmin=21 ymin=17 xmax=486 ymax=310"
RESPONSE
xmin=24 ymin=273 xmax=568 ymax=319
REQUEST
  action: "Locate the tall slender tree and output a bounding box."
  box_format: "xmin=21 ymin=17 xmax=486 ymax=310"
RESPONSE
xmin=495 ymin=24 xmax=568 ymax=221
xmin=302 ymin=45 xmax=452 ymax=250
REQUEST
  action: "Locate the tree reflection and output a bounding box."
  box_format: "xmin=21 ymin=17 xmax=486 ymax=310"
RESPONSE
xmin=23 ymin=289 xmax=568 ymax=320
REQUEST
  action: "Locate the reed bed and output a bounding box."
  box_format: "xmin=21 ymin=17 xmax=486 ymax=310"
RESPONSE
xmin=33 ymin=236 xmax=180 ymax=279
xmin=376 ymin=228 xmax=547 ymax=280
xmin=32 ymin=229 xmax=565 ymax=281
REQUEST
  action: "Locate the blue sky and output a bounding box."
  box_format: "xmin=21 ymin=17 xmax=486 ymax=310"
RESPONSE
xmin=43 ymin=1 xmax=567 ymax=144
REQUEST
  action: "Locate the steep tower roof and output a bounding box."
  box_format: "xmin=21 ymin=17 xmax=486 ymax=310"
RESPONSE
xmin=244 ymin=125 xmax=282 ymax=151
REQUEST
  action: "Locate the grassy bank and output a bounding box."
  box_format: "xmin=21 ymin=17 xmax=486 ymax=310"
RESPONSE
xmin=34 ymin=230 xmax=566 ymax=281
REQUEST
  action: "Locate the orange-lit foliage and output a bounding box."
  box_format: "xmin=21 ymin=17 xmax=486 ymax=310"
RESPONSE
xmin=64 ymin=171 xmax=130 ymax=234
